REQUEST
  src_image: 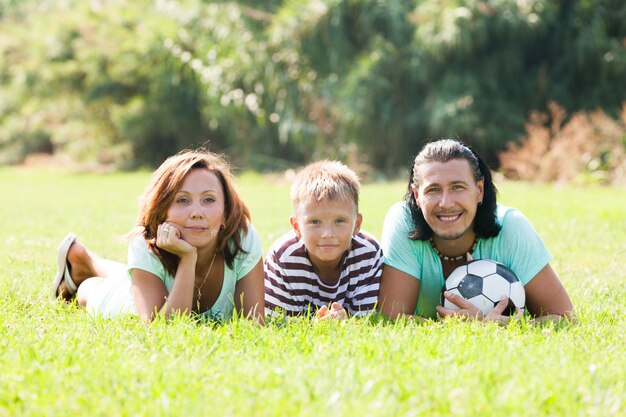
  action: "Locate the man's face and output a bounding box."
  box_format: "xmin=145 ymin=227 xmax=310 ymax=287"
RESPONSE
xmin=413 ymin=158 xmax=484 ymax=242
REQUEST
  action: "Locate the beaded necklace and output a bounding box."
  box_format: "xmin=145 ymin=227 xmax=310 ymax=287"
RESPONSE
xmin=430 ymin=237 xmax=478 ymax=262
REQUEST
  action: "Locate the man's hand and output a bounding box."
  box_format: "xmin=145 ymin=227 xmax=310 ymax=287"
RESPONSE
xmin=437 ymin=292 xmax=522 ymax=324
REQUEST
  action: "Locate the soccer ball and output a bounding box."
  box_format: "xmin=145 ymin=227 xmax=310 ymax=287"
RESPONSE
xmin=442 ymin=259 xmax=526 ymax=315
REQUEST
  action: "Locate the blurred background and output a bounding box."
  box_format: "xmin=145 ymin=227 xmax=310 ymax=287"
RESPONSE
xmin=0 ymin=0 xmax=624 ymax=185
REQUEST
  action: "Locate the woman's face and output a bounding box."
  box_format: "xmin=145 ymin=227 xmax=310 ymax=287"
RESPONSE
xmin=165 ymin=168 xmax=225 ymax=249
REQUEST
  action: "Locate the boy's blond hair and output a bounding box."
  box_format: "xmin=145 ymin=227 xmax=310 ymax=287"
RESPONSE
xmin=291 ymin=160 xmax=360 ymax=213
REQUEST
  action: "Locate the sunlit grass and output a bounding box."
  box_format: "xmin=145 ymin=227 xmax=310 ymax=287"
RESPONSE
xmin=0 ymin=168 xmax=624 ymax=416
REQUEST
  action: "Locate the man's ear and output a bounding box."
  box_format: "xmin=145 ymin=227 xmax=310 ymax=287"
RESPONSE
xmin=353 ymin=213 xmax=363 ymax=236
xmin=477 ymin=179 xmax=484 ymax=204
xmin=290 ymin=215 xmax=301 ymax=238
xmin=411 ymin=187 xmax=420 ymax=208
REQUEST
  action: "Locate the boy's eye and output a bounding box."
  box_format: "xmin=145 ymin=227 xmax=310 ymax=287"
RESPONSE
xmin=310 ymin=219 xmax=321 ymax=225
xmin=335 ymin=218 xmax=346 ymax=224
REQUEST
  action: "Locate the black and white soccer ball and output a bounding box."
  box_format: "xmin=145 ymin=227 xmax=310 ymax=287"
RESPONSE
xmin=442 ymin=259 xmax=526 ymax=315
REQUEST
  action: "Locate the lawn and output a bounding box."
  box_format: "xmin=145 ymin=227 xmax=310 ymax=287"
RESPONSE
xmin=0 ymin=167 xmax=624 ymax=416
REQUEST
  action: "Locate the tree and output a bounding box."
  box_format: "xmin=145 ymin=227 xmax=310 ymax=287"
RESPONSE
xmin=1 ymin=0 xmax=624 ymax=173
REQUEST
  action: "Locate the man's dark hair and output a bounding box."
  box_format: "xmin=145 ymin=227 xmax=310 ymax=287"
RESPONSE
xmin=404 ymin=139 xmax=501 ymax=240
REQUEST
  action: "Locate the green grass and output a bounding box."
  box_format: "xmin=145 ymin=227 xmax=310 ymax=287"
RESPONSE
xmin=0 ymin=168 xmax=624 ymax=416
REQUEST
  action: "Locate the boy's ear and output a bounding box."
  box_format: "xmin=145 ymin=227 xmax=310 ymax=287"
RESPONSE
xmin=290 ymin=215 xmax=302 ymax=238
xmin=353 ymin=213 xmax=363 ymax=235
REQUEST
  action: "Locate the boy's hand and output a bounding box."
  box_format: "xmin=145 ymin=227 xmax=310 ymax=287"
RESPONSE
xmin=315 ymin=302 xmax=348 ymax=320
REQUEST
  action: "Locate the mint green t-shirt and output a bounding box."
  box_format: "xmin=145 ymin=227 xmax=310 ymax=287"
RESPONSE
xmin=87 ymin=224 xmax=263 ymax=320
xmin=381 ymin=203 xmax=552 ymax=319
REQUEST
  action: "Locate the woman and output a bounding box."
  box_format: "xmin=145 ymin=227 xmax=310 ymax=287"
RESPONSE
xmin=52 ymin=149 xmax=264 ymax=323
xmin=378 ymin=139 xmax=573 ymax=324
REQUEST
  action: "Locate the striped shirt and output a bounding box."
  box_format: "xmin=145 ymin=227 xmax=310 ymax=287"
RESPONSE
xmin=264 ymin=230 xmax=383 ymax=317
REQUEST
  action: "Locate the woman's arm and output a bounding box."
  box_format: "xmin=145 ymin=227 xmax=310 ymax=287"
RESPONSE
xmin=132 ymin=222 xmax=200 ymax=322
xmin=378 ymin=264 xmax=422 ymax=320
xmin=131 ymin=251 xmax=198 ymax=322
xmin=131 ymin=269 xmax=169 ymax=322
xmin=154 ymin=222 xmax=201 ymax=319
xmin=234 ymin=259 xmax=265 ymax=324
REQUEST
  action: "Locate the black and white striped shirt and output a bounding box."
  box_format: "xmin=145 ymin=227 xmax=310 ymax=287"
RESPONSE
xmin=264 ymin=230 xmax=383 ymax=317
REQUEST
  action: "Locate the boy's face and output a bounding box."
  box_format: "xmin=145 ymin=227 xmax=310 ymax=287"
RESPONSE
xmin=290 ymin=198 xmax=362 ymax=269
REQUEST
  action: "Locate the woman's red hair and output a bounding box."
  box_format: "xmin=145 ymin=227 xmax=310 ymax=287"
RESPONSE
xmin=132 ymin=149 xmax=250 ymax=275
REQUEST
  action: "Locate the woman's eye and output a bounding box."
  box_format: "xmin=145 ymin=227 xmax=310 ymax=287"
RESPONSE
xmin=204 ymin=197 xmax=215 ymax=203
xmin=176 ymin=197 xmax=190 ymax=204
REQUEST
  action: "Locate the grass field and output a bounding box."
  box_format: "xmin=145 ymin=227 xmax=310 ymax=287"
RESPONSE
xmin=0 ymin=168 xmax=624 ymax=416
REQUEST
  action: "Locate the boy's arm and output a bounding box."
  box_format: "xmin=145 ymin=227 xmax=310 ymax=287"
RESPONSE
xmin=264 ymin=253 xmax=301 ymax=318
xmin=346 ymin=245 xmax=384 ymax=316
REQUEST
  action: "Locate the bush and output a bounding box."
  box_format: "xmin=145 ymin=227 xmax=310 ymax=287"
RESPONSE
xmin=498 ymin=102 xmax=626 ymax=186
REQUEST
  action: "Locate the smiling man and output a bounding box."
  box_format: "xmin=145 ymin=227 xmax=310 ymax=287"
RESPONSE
xmin=378 ymin=139 xmax=573 ymax=324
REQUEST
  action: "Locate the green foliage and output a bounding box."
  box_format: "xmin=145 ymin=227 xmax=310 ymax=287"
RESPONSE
xmin=0 ymin=0 xmax=624 ymax=172
xmin=0 ymin=170 xmax=624 ymax=416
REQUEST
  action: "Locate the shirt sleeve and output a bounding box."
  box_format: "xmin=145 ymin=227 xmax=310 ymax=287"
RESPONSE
xmin=234 ymin=224 xmax=263 ymax=280
xmin=497 ymin=208 xmax=553 ymax=285
xmin=381 ymin=202 xmax=422 ymax=280
xmin=347 ymin=242 xmax=383 ymax=316
xmin=127 ymin=236 xmax=167 ymax=280
xmin=263 ymin=243 xmax=295 ymax=317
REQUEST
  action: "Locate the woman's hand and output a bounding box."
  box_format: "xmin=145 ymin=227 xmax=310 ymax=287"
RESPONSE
xmin=316 ymin=302 xmax=348 ymax=321
xmin=436 ymin=291 xmax=523 ymax=325
xmin=156 ymin=222 xmax=195 ymax=257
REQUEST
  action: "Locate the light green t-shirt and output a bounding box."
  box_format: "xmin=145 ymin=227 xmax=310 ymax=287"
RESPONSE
xmin=87 ymin=224 xmax=263 ymax=320
xmin=381 ymin=203 xmax=552 ymax=319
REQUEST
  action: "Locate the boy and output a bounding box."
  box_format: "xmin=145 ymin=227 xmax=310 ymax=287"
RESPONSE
xmin=264 ymin=160 xmax=383 ymax=319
